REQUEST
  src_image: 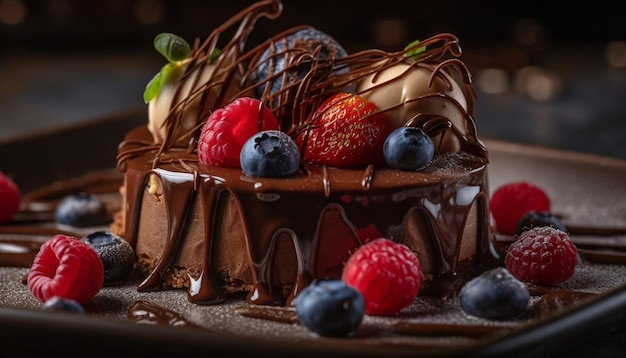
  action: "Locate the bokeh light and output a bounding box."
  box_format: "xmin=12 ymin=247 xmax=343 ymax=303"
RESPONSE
xmin=606 ymin=41 xmax=626 ymax=68
xmin=0 ymin=0 xmax=26 ymax=25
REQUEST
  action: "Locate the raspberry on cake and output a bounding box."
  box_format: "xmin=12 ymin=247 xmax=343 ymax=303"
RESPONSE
xmin=111 ymin=0 xmax=496 ymax=307
xmin=198 ymin=97 xmax=279 ymax=168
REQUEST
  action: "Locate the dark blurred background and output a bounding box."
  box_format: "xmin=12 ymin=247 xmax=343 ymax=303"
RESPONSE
xmin=1 ymin=0 xmax=625 ymax=158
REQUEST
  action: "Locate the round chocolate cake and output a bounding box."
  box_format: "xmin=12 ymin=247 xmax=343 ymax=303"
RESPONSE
xmin=111 ymin=0 xmax=495 ymax=306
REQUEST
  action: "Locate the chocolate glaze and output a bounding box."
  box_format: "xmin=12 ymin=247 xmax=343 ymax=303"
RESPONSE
xmin=119 ymin=124 xmax=493 ymax=306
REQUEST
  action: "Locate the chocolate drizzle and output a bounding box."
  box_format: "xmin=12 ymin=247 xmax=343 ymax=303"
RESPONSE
xmin=138 ymin=0 xmax=487 ymax=160
xmin=128 ymin=300 xmax=202 ymax=328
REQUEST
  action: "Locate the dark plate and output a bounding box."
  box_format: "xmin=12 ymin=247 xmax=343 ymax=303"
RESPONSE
xmin=1 ymin=112 xmax=626 ymax=357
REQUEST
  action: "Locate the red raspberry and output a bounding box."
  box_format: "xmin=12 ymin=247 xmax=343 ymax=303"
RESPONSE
xmin=0 ymin=171 xmax=20 ymax=224
xmin=505 ymin=226 xmax=577 ymax=286
xmin=197 ymin=97 xmax=279 ymax=168
xmin=341 ymin=238 xmax=422 ymax=316
xmin=28 ymin=234 xmax=104 ymax=304
xmin=490 ymin=181 xmax=550 ymax=235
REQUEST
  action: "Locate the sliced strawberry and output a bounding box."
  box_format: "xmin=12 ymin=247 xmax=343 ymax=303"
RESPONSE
xmin=300 ymin=93 xmax=391 ymax=168
xmin=198 ymin=97 xmax=279 ymax=168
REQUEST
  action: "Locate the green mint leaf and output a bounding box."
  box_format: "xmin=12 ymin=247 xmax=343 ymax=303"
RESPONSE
xmin=405 ymin=39 xmax=426 ymax=60
xmin=143 ymin=71 xmax=162 ymax=103
xmin=154 ymin=33 xmax=191 ymax=62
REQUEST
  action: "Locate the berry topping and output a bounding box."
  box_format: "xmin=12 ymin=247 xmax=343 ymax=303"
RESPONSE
xmin=459 ymin=267 xmax=530 ymax=320
xmin=383 ymin=127 xmax=435 ymax=170
xmin=516 ymin=211 xmax=567 ymax=236
xmin=41 ymin=296 xmax=85 ymax=313
xmin=198 ymin=97 xmax=279 ymax=168
xmin=490 ymin=181 xmax=551 ymax=235
xmin=295 ymin=279 xmax=365 ymax=337
xmin=505 ymin=226 xmax=578 ymax=286
xmin=0 ymin=171 xmax=20 ymax=224
xmin=55 ymin=192 xmax=109 ymax=227
xmin=341 ymin=238 xmax=422 ymax=316
xmin=28 ymin=234 xmax=104 ymax=304
xmin=240 ymin=130 xmax=300 ymax=177
xmin=300 ymin=92 xmax=392 ymax=168
xmin=81 ymin=231 xmax=135 ymax=284
xmin=254 ymin=27 xmax=348 ymax=99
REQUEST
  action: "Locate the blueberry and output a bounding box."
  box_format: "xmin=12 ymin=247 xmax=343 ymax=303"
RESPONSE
xmin=459 ymin=267 xmax=530 ymax=320
xmin=41 ymin=296 xmax=85 ymax=313
xmin=295 ymin=279 xmax=365 ymax=337
xmin=240 ymin=130 xmax=300 ymax=178
xmin=516 ymin=211 xmax=567 ymax=236
xmin=254 ymin=28 xmax=348 ymax=99
xmin=383 ymin=127 xmax=435 ymax=170
xmin=55 ymin=192 xmax=109 ymax=227
xmin=81 ymin=231 xmax=135 ymax=284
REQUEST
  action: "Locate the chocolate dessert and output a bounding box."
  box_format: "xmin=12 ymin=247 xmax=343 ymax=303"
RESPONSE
xmin=112 ymin=0 xmax=493 ymax=307
xmin=2 ymin=1 xmax=626 ymax=357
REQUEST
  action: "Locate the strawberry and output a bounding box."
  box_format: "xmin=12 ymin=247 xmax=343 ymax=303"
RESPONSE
xmin=198 ymin=97 xmax=279 ymax=168
xmin=28 ymin=234 xmax=104 ymax=304
xmin=0 ymin=171 xmax=20 ymax=224
xmin=505 ymin=226 xmax=577 ymax=286
xmin=342 ymin=238 xmax=422 ymax=316
xmin=300 ymin=93 xmax=391 ymax=168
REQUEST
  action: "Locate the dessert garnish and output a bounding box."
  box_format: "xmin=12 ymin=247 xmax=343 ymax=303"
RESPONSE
xmin=252 ymin=27 xmax=348 ymax=100
xmin=54 ymin=192 xmax=109 ymax=227
xmin=240 ymin=130 xmax=300 ymax=177
xmin=295 ymin=279 xmax=365 ymax=337
xmin=490 ymin=181 xmax=551 ymax=235
xmin=341 ymin=238 xmax=422 ymax=316
xmin=27 ymin=234 xmax=104 ymax=304
xmin=198 ymin=97 xmax=279 ymax=168
xmin=516 ymin=210 xmax=568 ymax=236
xmin=382 ymin=127 xmax=435 ymax=170
xmin=0 ymin=171 xmax=20 ymax=224
xmin=505 ymin=226 xmax=578 ymax=286
xmin=459 ymin=267 xmax=530 ymax=320
xmin=81 ymin=231 xmax=135 ymax=284
xmin=297 ymin=92 xmax=391 ymax=168
xmin=40 ymin=296 xmax=86 ymax=313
